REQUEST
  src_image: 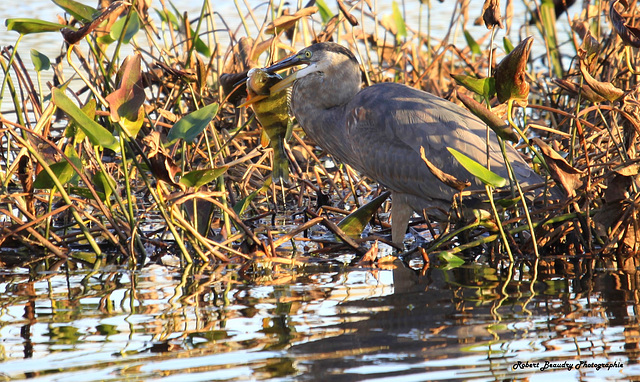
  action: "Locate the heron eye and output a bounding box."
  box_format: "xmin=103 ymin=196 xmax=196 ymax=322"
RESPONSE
xmin=304 ymin=50 xmax=312 ymax=58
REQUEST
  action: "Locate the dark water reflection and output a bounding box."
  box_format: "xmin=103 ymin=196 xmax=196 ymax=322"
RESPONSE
xmin=1 ymin=255 xmax=639 ymax=381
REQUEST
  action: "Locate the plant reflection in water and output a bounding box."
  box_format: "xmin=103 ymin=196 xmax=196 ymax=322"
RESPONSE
xmin=0 ymin=254 xmax=637 ymax=380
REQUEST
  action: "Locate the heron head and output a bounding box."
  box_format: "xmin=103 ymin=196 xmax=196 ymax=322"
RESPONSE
xmin=266 ymin=42 xmax=359 ymax=95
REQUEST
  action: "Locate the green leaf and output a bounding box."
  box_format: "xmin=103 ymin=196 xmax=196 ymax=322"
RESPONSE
xmin=34 ymin=161 xmax=73 ymax=189
xmin=119 ymin=108 xmax=145 ymax=138
xmin=451 ymin=74 xmax=495 ymax=100
xmin=33 ymin=146 xmax=82 ymax=189
xmin=464 ymin=30 xmax=482 ymax=55
xmin=52 ymin=0 xmax=98 ymax=23
xmin=98 ymin=10 xmax=140 ymax=44
xmin=52 ymin=88 xmax=119 ymax=151
xmin=192 ymin=32 xmax=211 ymax=57
xmin=30 ymin=49 xmax=50 ymax=72
xmin=70 ymin=186 xmax=105 ymax=201
xmin=338 ymin=192 xmax=390 ymax=239
xmin=93 ymin=170 xmax=116 ymax=200
xmin=65 ymin=144 xmax=82 ymax=185
xmin=179 ymin=167 xmax=228 ymax=188
xmin=65 ymin=98 xmax=94 ymax=141
xmin=154 ymin=8 xmax=179 ymax=28
xmin=234 ymin=178 xmax=271 ymax=215
xmin=447 ymin=147 xmax=507 ymax=188
xmin=315 ymin=0 xmax=333 ymax=24
xmin=110 ymin=9 xmax=140 ymax=44
xmin=437 ymin=252 xmax=465 ymax=268
xmin=539 ymin=0 xmax=563 ymax=77
xmin=5 ymin=18 xmax=66 ymax=34
xmin=167 ymin=103 xmax=219 ymax=144
xmin=503 ymin=36 xmax=514 ymax=54
xmin=391 ymin=1 xmax=407 ymax=38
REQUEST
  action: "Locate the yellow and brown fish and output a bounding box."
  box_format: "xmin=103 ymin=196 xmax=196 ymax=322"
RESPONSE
xmin=242 ymin=68 xmax=291 ymax=184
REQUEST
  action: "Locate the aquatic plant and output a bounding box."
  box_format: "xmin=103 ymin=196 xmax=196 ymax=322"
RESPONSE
xmin=1 ymin=0 xmax=638 ymax=271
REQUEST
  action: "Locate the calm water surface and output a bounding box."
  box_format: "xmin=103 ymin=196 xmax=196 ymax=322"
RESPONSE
xmin=0 ymin=256 xmax=638 ymax=381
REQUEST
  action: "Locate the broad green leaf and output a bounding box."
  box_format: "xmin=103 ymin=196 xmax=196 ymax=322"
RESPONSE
xmin=391 ymin=1 xmax=406 ymax=38
xmin=33 ymin=145 xmax=82 ymax=189
xmin=64 ymin=144 xmax=82 ymax=185
xmin=70 ymin=251 xmax=97 ymax=265
xmin=65 ymin=98 xmax=94 ymax=141
xmin=447 ymin=147 xmax=507 ymax=188
xmin=338 ymin=192 xmax=390 ymax=239
xmin=464 ymin=30 xmax=482 ymax=55
xmin=52 ymin=0 xmax=98 ymax=23
xmin=119 ymin=108 xmax=145 ymax=137
xmin=34 ymin=161 xmax=74 ymax=189
xmin=179 ymin=167 xmax=228 ymax=188
xmin=494 ymin=195 xmax=521 ymax=208
xmin=437 ymin=252 xmax=465 ymax=268
xmin=98 ymin=10 xmax=140 ymax=44
xmin=30 ymin=49 xmax=50 ymax=72
xmin=93 ymin=170 xmax=116 ymax=200
xmin=155 ymin=8 xmax=179 ymax=28
xmin=111 ymin=9 xmax=140 ymax=43
xmin=315 ymin=0 xmax=333 ymax=24
xmin=192 ymin=32 xmax=211 ymax=57
xmin=5 ymin=18 xmax=66 ymax=34
xmin=70 ymin=186 xmax=105 ymax=201
xmin=451 ymin=74 xmax=495 ymax=100
xmin=52 ymin=88 xmax=119 ymax=151
xmin=167 ymin=103 xmax=219 ymax=144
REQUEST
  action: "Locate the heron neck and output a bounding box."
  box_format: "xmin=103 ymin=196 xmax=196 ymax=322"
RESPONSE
xmin=290 ymin=69 xmax=361 ymax=164
xmin=294 ymin=98 xmax=353 ymax=164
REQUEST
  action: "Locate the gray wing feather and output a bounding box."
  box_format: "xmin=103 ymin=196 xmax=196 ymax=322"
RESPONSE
xmin=344 ymin=83 xmax=540 ymax=206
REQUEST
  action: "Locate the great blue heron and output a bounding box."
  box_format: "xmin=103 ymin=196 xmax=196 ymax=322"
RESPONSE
xmin=266 ymin=42 xmax=548 ymax=245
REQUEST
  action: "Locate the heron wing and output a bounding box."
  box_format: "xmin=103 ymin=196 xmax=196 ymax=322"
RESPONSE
xmin=344 ymin=83 xmax=539 ymax=207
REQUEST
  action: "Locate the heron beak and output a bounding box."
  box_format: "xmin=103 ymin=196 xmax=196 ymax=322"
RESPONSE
xmin=265 ymin=53 xmax=307 ymax=95
xmin=232 ymin=74 xmax=266 ymax=108
xmin=238 ymin=94 xmax=268 ymax=108
xmin=265 ymin=53 xmax=305 ymax=73
xmin=269 ymin=72 xmax=298 ymax=95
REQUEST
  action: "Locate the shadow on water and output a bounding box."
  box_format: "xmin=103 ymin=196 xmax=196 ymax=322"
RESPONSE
xmin=1 ymin=255 xmax=638 ymax=381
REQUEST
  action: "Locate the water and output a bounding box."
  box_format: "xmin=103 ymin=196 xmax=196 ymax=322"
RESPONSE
xmin=0 ymin=257 xmax=636 ymax=381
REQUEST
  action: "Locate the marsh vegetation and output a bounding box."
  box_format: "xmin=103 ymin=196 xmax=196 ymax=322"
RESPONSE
xmin=1 ymin=0 xmax=639 ymax=272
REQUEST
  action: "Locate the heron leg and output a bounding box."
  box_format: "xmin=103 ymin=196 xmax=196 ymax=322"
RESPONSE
xmin=391 ymin=193 xmax=413 ymax=246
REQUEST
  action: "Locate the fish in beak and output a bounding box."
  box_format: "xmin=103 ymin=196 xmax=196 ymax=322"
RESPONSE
xmin=265 ymin=50 xmax=314 ymax=95
xmin=237 ymin=52 xmax=306 ymax=107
